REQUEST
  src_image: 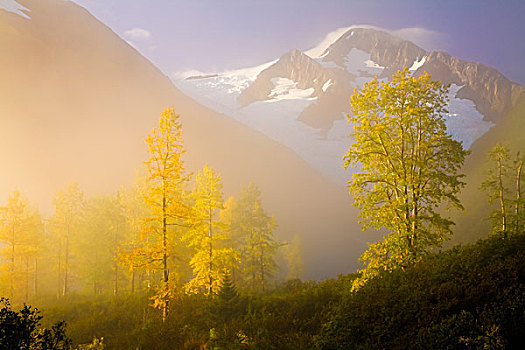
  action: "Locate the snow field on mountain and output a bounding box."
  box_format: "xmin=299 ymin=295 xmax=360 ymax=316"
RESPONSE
xmin=0 ymin=0 xmax=30 ymax=18
xmin=445 ymin=84 xmax=494 ymax=148
xmin=268 ymin=78 xmax=316 ymax=101
xmin=409 ymin=56 xmax=427 ymax=71
xmin=242 ymin=100 xmax=352 ymax=185
xmin=316 ymin=48 xmax=384 ymax=88
xmin=322 ymin=79 xmax=333 ymax=92
xmin=304 ymin=26 xmax=354 ymax=58
xmin=176 ymin=74 xmax=352 ymax=185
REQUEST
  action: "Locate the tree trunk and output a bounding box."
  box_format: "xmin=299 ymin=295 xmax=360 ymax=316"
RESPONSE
xmin=114 ymin=228 xmax=119 ymax=296
xmin=25 ymin=256 xmax=29 ymax=303
xmin=10 ymin=224 xmax=15 ymax=299
xmin=498 ymin=157 xmax=507 ymax=238
xmin=63 ymin=225 xmax=69 ymax=297
xmin=162 ymin=188 xmax=168 ymax=321
xmin=516 ymin=158 xmax=523 ymax=234
xmin=113 ymin=263 xmax=118 ymax=296
xmin=33 ymin=258 xmax=38 ymax=297
xmin=260 ymin=244 xmax=265 ymax=293
xmin=251 ymin=231 xmax=256 ymax=291
xmin=131 ymin=268 xmax=135 ymax=294
xmin=208 ymin=206 xmax=213 ymax=296
xmin=410 ymin=190 xmax=419 ymax=263
xmin=57 ymin=238 xmax=62 ymax=299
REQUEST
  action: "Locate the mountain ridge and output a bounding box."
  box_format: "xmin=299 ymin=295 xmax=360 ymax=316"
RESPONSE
xmin=419 ymin=50 xmax=525 ymax=121
xmin=175 ymin=26 xmax=504 ymax=186
xmin=175 ymin=25 xmax=525 ymax=246
xmin=244 ymin=27 xmax=524 ymax=127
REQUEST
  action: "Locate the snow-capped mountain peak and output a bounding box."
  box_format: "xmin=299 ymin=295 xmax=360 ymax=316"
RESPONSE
xmin=304 ymin=26 xmax=355 ymax=58
xmin=237 ymin=48 xmax=332 ymax=107
xmin=318 ymin=27 xmax=427 ymax=78
xmin=174 ymin=26 xmax=523 ymax=186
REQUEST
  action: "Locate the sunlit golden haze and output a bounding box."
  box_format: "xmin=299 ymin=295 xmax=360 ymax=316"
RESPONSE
xmin=0 ymin=0 xmax=370 ymax=281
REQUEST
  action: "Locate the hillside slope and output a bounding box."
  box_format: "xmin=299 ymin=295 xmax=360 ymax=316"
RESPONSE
xmin=318 ymin=233 xmax=525 ymax=349
xmin=0 ymin=0 xmax=369 ymax=278
xmin=452 ymin=97 xmax=525 ymax=244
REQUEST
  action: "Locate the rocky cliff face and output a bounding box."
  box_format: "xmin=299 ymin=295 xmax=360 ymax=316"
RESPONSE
xmin=322 ymin=27 xmax=427 ymax=77
xmin=418 ymin=51 xmax=525 ymax=122
xmin=237 ymin=48 xmax=337 ymax=107
xmin=297 ymin=68 xmax=354 ymax=130
xmin=323 ymin=28 xmax=525 ymax=123
xmin=257 ymin=28 xmax=525 ymax=128
xmin=231 ymin=27 xmax=525 ymax=132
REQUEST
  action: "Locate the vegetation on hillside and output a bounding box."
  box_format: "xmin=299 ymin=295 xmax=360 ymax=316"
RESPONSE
xmin=35 ymin=233 xmax=524 ymax=349
xmin=0 ymin=70 xmax=523 ymax=349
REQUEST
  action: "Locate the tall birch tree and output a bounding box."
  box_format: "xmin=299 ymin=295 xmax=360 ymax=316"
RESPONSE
xmin=344 ymin=69 xmax=469 ymax=291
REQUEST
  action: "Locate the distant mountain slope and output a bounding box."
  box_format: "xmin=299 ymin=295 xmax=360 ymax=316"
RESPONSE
xmin=452 ymin=97 xmax=525 ymax=244
xmin=0 ymin=0 xmax=371 ymax=278
xmin=420 ymin=50 xmax=524 ymax=122
xmin=176 ymin=25 xmax=525 ymax=244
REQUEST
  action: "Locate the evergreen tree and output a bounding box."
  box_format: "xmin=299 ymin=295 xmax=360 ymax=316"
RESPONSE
xmin=282 ymin=234 xmax=304 ymax=280
xmin=220 ymin=196 xmax=244 ymax=284
xmin=0 ymin=298 xmax=71 ymax=349
xmin=117 ymin=173 xmax=151 ymax=294
xmin=236 ymin=184 xmax=279 ymax=293
xmin=513 ymin=152 xmax=524 ymax=234
xmin=211 ymin=274 xmax=241 ymax=323
xmin=77 ymin=194 xmax=126 ymax=295
xmin=0 ymin=191 xmax=43 ymax=302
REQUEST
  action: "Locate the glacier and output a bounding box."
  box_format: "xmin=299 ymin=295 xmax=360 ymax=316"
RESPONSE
xmin=409 ymin=56 xmax=427 ymax=71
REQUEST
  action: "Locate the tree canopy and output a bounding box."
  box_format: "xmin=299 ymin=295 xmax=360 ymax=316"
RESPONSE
xmin=481 ymin=144 xmax=525 ymax=238
xmin=143 ymin=107 xmax=190 ymax=319
xmin=344 ymin=68 xmax=469 ymax=290
xmin=0 ymin=298 xmax=71 ymax=350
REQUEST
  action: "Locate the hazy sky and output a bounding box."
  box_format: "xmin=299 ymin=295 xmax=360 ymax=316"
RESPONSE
xmin=72 ymin=0 xmax=525 ymax=83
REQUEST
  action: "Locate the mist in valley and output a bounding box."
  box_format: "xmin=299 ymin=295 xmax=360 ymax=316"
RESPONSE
xmin=1 ymin=0 xmax=524 ymax=349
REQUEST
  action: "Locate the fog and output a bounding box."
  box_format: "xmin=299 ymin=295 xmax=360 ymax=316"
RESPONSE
xmin=0 ymin=0 xmax=373 ymax=290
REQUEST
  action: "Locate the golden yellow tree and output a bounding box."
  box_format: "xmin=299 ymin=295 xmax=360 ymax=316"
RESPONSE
xmin=117 ymin=173 xmax=152 ymax=294
xmin=184 ymin=166 xmax=238 ymax=296
xmin=0 ymin=190 xmax=42 ymax=302
xmin=143 ymin=107 xmax=190 ymax=319
xmin=344 ymin=69 xmax=468 ymax=291
xmin=220 ymin=196 xmax=244 ymax=284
